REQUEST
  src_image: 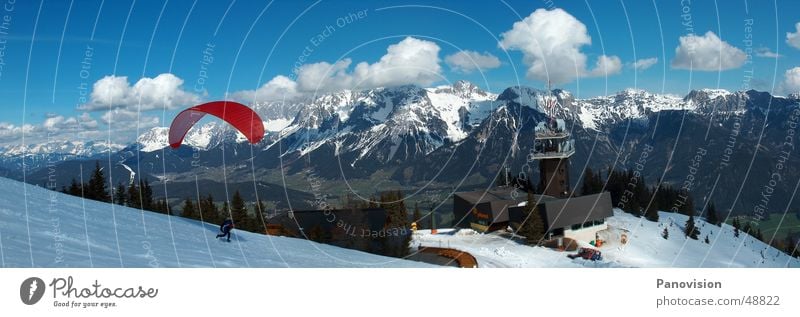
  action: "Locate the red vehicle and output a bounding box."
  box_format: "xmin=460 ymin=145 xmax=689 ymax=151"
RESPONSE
xmin=568 ymin=247 xmax=602 ymax=261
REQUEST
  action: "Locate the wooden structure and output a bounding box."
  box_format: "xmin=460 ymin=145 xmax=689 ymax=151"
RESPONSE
xmin=418 ymin=246 xmax=478 ymax=268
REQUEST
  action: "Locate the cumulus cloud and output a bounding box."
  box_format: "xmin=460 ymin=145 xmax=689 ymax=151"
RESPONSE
xmin=79 ymin=73 xmax=201 ymax=111
xmin=0 ymin=123 xmax=36 ymax=142
xmin=230 ymin=75 xmax=300 ymax=103
xmin=0 ymin=113 xmax=104 ymax=146
xmin=300 ymin=37 xmax=442 ymax=92
xmin=445 ymin=50 xmax=501 ymax=73
xmin=295 ymin=59 xmax=356 ymax=92
xmin=101 ymin=109 xmax=160 ymax=130
xmin=42 ymin=113 xmax=99 ymax=132
xmin=232 ymin=37 xmax=443 ymax=103
xmin=497 ymin=8 xmax=622 ymax=84
xmin=671 ymin=31 xmax=747 ymax=71
xmin=782 ymin=67 xmax=800 ymax=95
xmin=586 ymin=55 xmax=622 ymax=77
xmin=788 ymin=22 xmax=800 ymax=50
xmin=755 ymin=47 xmax=782 ymax=58
xmin=630 ymin=57 xmax=658 ymax=71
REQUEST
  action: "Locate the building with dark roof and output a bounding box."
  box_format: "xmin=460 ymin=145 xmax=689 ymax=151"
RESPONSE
xmin=452 ymin=188 xmax=613 ymax=241
xmin=452 ymin=187 xmax=550 ymax=232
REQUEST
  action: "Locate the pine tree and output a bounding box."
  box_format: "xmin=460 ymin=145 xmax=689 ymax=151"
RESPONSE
xmin=590 ymin=168 xmax=604 ymax=194
xmin=732 ymin=217 xmax=741 ymax=238
xmin=230 ymin=190 xmax=251 ymax=231
xmin=679 ymin=192 xmax=695 ymax=216
xmin=221 ymin=200 xmax=231 ymax=222
xmin=181 ymin=198 xmax=199 ymax=220
xmin=412 ymin=203 xmax=422 ymax=228
xmin=139 ymin=179 xmax=154 ymax=211
xmin=519 ymin=192 xmax=546 ymax=244
xmin=662 ymin=227 xmax=669 ymax=239
xmin=153 ymin=199 xmax=170 ymax=214
xmin=86 ymin=161 xmax=110 ymax=202
xmin=743 ymin=222 xmax=753 ymax=237
xmin=785 ymin=235 xmax=798 ymax=257
xmin=685 ymin=215 xmax=699 ymax=239
xmin=704 ymin=235 xmax=710 ymax=244
xmin=199 ymin=194 xmax=220 ymax=224
xmin=151 ymin=200 xmax=162 ymax=213
xmin=377 ymin=190 xmax=410 ymax=257
xmin=705 ymin=202 xmax=719 ymax=226
xmin=113 ymin=182 xmax=127 ymax=206
xmin=581 ymin=167 xmax=595 ymax=195
xmin=68 ymin=178 xmax=82 ymax=197
xmin=379 ymin=191 xmax=408 ymax=228
xmin=430 ymin=209 xmax=436 ymax=231
xmin=644 ymin=196 xmax=659 ymax=222
xmin=127 ymin=182 xmax=141 ymax=209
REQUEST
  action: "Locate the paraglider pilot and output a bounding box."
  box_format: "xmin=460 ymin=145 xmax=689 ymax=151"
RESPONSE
xmin=216 ymin=218 xmax=234 ymax=242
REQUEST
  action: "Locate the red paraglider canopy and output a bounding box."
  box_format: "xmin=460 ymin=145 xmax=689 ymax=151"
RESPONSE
xmin=168 ymin=101 xmax=264 ymax=149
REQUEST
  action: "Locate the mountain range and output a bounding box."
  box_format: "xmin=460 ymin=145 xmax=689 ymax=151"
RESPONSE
xmin=5 ymin=81 xmax=800 ymax=219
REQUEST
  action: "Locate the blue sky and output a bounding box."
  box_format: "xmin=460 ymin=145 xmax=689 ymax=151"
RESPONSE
xmin=1 ymin=0 xmax=799 ymax=145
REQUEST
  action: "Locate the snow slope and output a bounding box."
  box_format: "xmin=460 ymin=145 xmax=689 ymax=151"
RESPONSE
xmin=0 ymin=177 xmax=433 ymax=268
xmin=412 ymin=210 xmax=800 ymax=268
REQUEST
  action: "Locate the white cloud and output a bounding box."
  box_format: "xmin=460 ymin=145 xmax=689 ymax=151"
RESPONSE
xmin=101 ymin=109 xmax=160 ymax=130
xmin=445 ymin=50 xmax=501 ymax=73
xmin=78 ymin=113 xmax=99 ymax=129
xmin=631 ymin=57 xmax=658 ymax=71
xmin=0 ymin=123 xmax=36 ymax=142
xmin=79 ymin=73 xmax=201 ymax=111
xmin=671 ymin=31 xmax=747 ymax=71
xmin=230 ymin=75 xmax=300 ymax=103
xmin=755 ymin=47 xmax=782 ymax=58
xmin=41 ymin=113 xmax=98 ymax=132
xmin=232 ymin=37 xmax=443 ymax=102
xmin=0 ymin=113 xmax=105 ymax=146
xmin=787 ymin=22 xmax=800 ymax=50
xmin=782 ymin=67 xmax=800 ymax=95
xmin=498 ymin=8 xmax=622 ymax=84
xmin=296 ymin=59 xmax=356 ymax=92
xmin=587 ymin=55 xmax=622 ymax=77
xmin=299 ymin=37 xmax=442 ymax=92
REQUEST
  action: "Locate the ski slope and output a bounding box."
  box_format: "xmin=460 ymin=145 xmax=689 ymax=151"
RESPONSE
xmin=0 ymin=177 xmax=433 ymax=268
xmin=412 ymin=210 xmax=800 ymax=268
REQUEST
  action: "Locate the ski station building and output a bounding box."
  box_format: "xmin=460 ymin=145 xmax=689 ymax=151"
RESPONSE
xmin=452 ymin=111 xmax=614 ymax=243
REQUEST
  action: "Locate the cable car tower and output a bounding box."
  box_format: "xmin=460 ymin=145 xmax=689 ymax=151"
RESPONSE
xmin=532 ymin=82 xmax=575 ymax=198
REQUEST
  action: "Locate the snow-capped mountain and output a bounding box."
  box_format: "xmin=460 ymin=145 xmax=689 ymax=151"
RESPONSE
xmin=135 ymin=122 xmax=248 ymax=152
xmin=135 ymin=127 xmax=170 ymax=152
xmin=0 ymin=140 xmax=125 ymax=174
xmin=566 ymin=88 xmax=791 ymax=130
xmin=245 ymin=81 xmax=498 ymax=166
xmin=574 ymin=89 xmax=686 ymax=130
xmin=0 ymin=140 xmax=124 ymax=157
